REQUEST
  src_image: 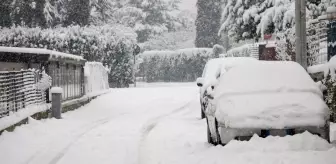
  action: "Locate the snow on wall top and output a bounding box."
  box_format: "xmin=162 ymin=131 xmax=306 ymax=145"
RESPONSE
xmin=0 ymin=46 xmax=84 ymax=61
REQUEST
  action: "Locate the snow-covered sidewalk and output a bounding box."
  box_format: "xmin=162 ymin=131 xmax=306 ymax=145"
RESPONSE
xmin=0 ymin=83 xmax=335 ymax=164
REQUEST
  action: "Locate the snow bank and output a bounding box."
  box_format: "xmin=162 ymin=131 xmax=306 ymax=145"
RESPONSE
xmin=141 ymin=117 xmax=336 ymax=164
xmin=308 ymin=63 xmax=326 ymax=74
xmin=214 ymin=61 xmax=328 ymax=128
xmin=0 ymin=104 xmax=51 ymax=131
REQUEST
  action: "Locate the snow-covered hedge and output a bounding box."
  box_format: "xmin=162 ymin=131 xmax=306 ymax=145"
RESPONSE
xmin=138 ymin=48 xmax=213 ymax=82
xmin=84 ymin=62 xmax=109 ymax=94
xmin=0 ymin=25 xmax=137 ymax=88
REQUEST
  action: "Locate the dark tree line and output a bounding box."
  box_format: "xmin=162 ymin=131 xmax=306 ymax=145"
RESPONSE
xmin=0 ymin=0 xmax=91 ymax=28
xmin=195 ymin=0 xmax=222 ymax=48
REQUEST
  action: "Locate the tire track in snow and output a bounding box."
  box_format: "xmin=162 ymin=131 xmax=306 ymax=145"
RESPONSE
xmin=25 ymin=116 xmax=116 ymax=164
xmin=138 ymin=98 xmax=194 ymax=164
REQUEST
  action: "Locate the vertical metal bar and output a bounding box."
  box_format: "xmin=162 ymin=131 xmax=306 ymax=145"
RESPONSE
xmin=300 ymin=0 xmax=307 ymax=69
xmin=295 ymin=0 xmax=302 ymax=65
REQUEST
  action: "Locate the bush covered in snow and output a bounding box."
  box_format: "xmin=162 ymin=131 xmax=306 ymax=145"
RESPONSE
xmin=138 ymin=48 xmax=213 ymax=82
xmin=0 ymin=25 xmax=137 ymax=88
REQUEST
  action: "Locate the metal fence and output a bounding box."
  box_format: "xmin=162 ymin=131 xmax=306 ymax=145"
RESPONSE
xmin=308 ymin=18 xmax=328 ymax=66
xmin=48 ymin=62 xmax=85 ymax=101
xmin=0 ymin=70 xmax=46 ymax=118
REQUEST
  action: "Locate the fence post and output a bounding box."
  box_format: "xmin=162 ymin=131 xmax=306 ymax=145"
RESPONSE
xmin=51 ymin=87 xmax=62 ymax=119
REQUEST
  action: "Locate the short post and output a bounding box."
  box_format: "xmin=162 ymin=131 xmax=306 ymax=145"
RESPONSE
xmin=50 ymin=87 xmax=63 ymax=119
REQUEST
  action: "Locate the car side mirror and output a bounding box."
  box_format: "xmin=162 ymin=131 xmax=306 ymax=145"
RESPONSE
xmin=196 ymin=78 xmax=204 ymax=87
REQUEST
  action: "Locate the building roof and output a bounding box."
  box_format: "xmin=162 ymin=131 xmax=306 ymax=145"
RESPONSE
xmin=0 ymin=46 xmax=86 ymax=65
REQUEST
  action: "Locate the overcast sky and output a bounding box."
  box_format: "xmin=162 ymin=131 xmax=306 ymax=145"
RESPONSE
xmin=179 ymin=0 xmax=197 ymax=14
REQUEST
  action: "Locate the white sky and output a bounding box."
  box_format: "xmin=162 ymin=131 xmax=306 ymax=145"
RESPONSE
xmin=179 ymin=0 xmax=197 ymax=14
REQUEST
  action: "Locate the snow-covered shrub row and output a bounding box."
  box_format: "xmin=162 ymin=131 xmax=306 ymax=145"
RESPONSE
xmin=84 ymin=62 xmax=109 ymax=94
xmin=0 ymin=25 xmax=137 ymax=88
xmin=138 ymin=48 xmax=213 ymax=82
xmin=221 ymin=43 xmax=258 ymax=58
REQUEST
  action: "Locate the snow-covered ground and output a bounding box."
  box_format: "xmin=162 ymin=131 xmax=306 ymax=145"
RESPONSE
xmin=0 ymin=83 xmax=335 ymax=164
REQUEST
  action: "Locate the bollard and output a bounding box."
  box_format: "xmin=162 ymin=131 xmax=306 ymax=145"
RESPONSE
xmin=50 ymin=87 xmax=63 ymax=119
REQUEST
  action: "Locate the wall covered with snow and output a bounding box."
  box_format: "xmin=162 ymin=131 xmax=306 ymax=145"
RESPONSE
xmin=84 ymin=62 xmax=109 ymax=94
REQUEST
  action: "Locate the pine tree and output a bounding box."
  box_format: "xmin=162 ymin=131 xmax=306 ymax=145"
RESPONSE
xmin=65 ymin=0 xmax=90 ymax=26
xmin=0 ymin=0 xmax=12 ymax=27
xmin=195 ymin=0 xmax=222 ymax=48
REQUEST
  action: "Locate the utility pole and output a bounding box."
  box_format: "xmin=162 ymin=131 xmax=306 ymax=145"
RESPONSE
xmin=295 ymin=0 xmax=307 ymax=70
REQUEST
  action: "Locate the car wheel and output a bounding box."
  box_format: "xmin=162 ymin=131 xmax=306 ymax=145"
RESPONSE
xmin=207 ymin=119 xmax=212 ymax=144
xmin=206 ymin=118 xmax=221 ymax=145
xmin=201 ymin=108 xmax=205 ymax=119
xmin=321 ymin=121 xmax=330 ymax=143
xmin=213 ymin=119 xmax=222 ymax=145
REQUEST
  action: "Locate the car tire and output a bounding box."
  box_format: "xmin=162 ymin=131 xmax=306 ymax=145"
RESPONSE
xmin=213 ymin=119 xmax=222 ymax=145
xmin=322 ymin=121 xmax=330 ymax=143
xmin=206 ymin=118 xmax=221 ymax=145
xmin=201 ymin=108 xmax=205 ymax=119
xmin=207 ymin=119 xmax=212 ymax=144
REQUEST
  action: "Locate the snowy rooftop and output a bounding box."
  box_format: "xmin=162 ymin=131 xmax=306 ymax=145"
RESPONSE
xmin=0 ymin=46 xmax=85 ymax=62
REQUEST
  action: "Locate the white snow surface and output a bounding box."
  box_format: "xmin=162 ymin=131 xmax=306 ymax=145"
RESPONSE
xmin=0 ymin=104 xmax=51 ymax=131
xmin=0 ymin=83 xmax=335 ymax=164
xmin=214 ymin=61 xmax=328 ymax=129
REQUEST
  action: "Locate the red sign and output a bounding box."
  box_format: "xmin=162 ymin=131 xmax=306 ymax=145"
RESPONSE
xmin=264 ymin=34 xmax=272 ymax=40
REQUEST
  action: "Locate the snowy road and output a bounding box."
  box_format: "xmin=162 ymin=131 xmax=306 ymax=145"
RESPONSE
xmin=0 ymin=83 xmax=336 ymax=164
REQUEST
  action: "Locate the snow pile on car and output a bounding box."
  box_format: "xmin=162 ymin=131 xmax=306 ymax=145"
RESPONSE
xmin=214 ymin=61 xmax=329 ymax=129
xmin=201 ymin=57 xmax=258 ymax=96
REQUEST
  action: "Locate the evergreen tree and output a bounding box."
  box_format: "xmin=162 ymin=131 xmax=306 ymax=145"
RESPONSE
xmin=0 ymin=0 xmax=12 ymax=27
xmin=65 ymin=0 xmax=90 ymax=26
xmin=195 ymin=0 xmax=222 ymax=48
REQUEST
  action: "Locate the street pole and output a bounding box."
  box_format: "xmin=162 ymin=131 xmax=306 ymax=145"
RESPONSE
xmin=300 ymin=0 xmax=307 ymax=70
xmin=295 ymin=0 xmax=302 ymax=66
xmin=295 ymin=0 xmax=307 ymax=70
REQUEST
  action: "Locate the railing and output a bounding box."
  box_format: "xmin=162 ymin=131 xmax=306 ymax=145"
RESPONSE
xmin=307 ymin=18 xmax=328 ymax=66
xmin=0 ymin=70 xmax=47 ymax=118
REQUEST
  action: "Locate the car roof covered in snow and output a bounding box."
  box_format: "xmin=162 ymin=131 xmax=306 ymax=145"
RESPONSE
xmin=202 ymin=57 xmax=257 ymax=79
xmin=214 ymin=61 xmax=322 ymax=97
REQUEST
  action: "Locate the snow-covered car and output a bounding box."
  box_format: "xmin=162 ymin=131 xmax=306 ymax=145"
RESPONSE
xmin=196 ymin=57 xmax=258 ymax=119
xmin=205 ymin=61 xmax=330 ymax=145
